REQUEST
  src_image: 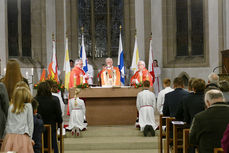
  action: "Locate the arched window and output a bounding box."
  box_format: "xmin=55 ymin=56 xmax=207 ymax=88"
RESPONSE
xmin=163 ymin=0 xmax=208 ymax=67
xmin=78 ymin=0 xmax=124 ymax=58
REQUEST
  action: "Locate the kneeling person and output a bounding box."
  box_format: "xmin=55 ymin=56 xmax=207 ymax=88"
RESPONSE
xmin=67 ymin=88 xmax=87 ymax=136
xmin=137 ymin=80 xmax=157 ymax=136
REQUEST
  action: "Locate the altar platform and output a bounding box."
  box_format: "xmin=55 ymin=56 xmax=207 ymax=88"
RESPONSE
xmin=69 ymin=87 xmax=153 ymax=126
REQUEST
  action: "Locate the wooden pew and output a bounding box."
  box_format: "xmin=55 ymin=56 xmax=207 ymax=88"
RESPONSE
xmin=57 ymin=123 xmax=64 ymax=153
xmin=183 ymin=129 xmax=190 ymax=153
xmin=43 ymin=124 xmax=52 ymax=153
xmin=172 ymin=121 xmax=186 ymax=153
xmin=214 ymin=148 xmax=225 ymax=153
xmin=159 ymin=115 xmax=175 ymax=153
xmin=165 ymin=117 xmax=176 ymax=153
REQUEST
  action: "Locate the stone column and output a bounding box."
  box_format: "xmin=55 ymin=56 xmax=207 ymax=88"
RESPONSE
xmin=56 ymin=0 xmax=65 ymax=72
xmin=0 ymin=0 xmax=7 ymax=75
xmin=135 ymin=0 xmax=145 ymax=60
xmin=46 ymin=0 xmax=56 ymax=66
xmin=151 ymin=0 xmax=163 ymax=67
xmin=70 ymin=0 xmax=78 ymax=59
xmin=144 ymin=0 xmax=151 ymax=66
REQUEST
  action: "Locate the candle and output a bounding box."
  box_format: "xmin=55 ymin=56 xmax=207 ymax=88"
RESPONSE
xmin=26 ymin=71 xmax=29 ymax=79
xmin=31 ymin=68 xmax=33 ymax=75
xmin=4 ymin=68 xmax=6 ymax=75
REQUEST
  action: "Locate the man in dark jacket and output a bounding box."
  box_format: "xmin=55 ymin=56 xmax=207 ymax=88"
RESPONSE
xmin=162 ymin=77 xmax=189 ymax=120
xmin=189 ymin=89 xmax=229 ymax=153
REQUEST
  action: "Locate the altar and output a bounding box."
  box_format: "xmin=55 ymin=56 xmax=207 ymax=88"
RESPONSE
xmin=69 ymin=87 xmax=153 ymax=125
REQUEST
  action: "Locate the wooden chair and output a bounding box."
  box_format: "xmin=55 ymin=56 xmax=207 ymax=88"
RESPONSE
xmin=172 ymin=121 xmax=186 ymax=153
xmin=165 ymin=117 xmax=176 ymax=153
xmin=183 ymin=129 xmax=190 ymax=153
xmin=43 ymin=124 xmax=52 ymax=153
xmin=159 ymin=114 xmax=166 ymax=153
xmin=57 ymin=123 xmax=64 ymax=153
xmin=214 ymin=148 xmax=225 ymax=153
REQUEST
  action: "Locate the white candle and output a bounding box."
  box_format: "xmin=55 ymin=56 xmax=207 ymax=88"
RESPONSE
xmin=4 ymin=68 xmax=6 ymax=75
xmin=31 ymin=68 xmax=34 ymax=75
xmin=26 ymin=71 xmax=29 ymax=79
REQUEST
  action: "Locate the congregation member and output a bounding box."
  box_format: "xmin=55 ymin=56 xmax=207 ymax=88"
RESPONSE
xmin=219 ymin=80 xmax=229 ymax=102
xmin=206 ymin=72 xmax=219 ymax=89
xmin=0 ymin=82 xmax=9 ymax=139
xmin=100 ymin=58 xmax=120 ymax=86
xmin=182 ymin=78 xmax=205 ymax=127
xmin=69 ymin=59 xmax=89 ymax=89
xmin=163 ymin=77 xmax=189 ymax=121
xmin=35 ymin=82 xmax=63 ymax=153
xmin=1 ymin=59 xmax=28 ymax=100
xmin=136 ymin=80 xmax=157 ymax=136
xmin=153 ymin=59 xmax=162 ymax=97
xmin=69 ymin=59 xmax=74 ymax=70
xmin=31 ymin=98 xmax=44 ymax=153
xmin=67 ymin=88 xmax=87 ymax=136
xmin=157 ymin=78 xmax=174 ymax=114
xmin=187 ymin=77 xmax=196 ymax=92
xmin=131 ymin=61 xmax=153 ymax=86
xmin=1 ymin=87 xmax=34 ymax=153
xmin=189 ymin=90 xmax=229 ymax=153
xmin=87 ymin=58 xmax=94 ymax=85
xmin=221 ymin=123 xmax=229 ymax=153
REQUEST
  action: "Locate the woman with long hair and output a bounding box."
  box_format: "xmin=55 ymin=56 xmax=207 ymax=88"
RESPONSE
xmin=1 ymin=87 xmax=34 ymax=153
xmin=2 ymin=60 xmax=24 ymax=100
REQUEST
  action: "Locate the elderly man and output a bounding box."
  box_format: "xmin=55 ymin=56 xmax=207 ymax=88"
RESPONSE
xmin=69 ymin=59 xmax=89 ymax=89
xmin=189 ymin=90 xmax=229 ymax=153
xmin=206 ymin=73 xmax=219 ymax=89
xmin=136 ymin=80 xmax=157 ymax=136
xmin=130 ymin=61 xmax=153 ymax=86
xmin=100 ymin=58 xmax=120 ymax=86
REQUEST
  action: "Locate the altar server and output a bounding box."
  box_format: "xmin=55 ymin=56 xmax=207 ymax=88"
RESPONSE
xmin=136 ymin=80 xmax=157 ymax=136
xmin=67 ymin=88 xmax=87 ymax=136
xmin=131 ymin=61 xmax=153 ymax=86
xmin=100 ymin=58 xmax=120 ymax=86
xmin=69 ymin=59 xmax=89 ymax=89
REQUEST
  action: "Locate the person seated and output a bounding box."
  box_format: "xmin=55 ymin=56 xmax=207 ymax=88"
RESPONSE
xmin=162 ymin=77 xmax=189 ymax=121
xmin=189 ymin=90 xmax=229 ymax=153
xmin=32 ymin=98 xmax=44 ymax=153
xmin=221 ymin=123 xmax=229 ymax=153
xmin=131 ymin=61 xmax=153 ymax=87
xmin=182 ymin=78 xmax=206 ymax=127
xmin=219 ymin=80 xmax=229 ymax=102
xmin=205 ymin=72 xmax=219 ymax=89
xmin=66 ymin=88 xmax=87 ymax=136
xmin=157 ymin=78 xmax=174 ymax=114
xmin=69 ymin=59 xmax=89 ymax=89
xmin=100 ymin=58 xmax=120 ymax=86
xmin=136 ymin=80 xmax=157 ymax=136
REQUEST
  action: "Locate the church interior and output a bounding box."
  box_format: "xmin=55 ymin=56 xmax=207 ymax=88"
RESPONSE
xmin=1 ymin=0 xmax=229 ymax=153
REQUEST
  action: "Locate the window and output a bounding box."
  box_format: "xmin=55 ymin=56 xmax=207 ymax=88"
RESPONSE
xmin=163 ymin=0 xmax=208 ymax=67
xmin=78 ymin=0 xmax=124 ymax=58
xmin=7 ymin=0 xmax=31 ymax=57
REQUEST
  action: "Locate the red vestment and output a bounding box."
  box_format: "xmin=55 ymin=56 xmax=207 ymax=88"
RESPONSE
xmin=130 ymin=68 xmax=153 ymax=86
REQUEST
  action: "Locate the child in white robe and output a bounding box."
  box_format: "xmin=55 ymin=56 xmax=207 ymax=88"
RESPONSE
xmin=67 ymin=89 xmax=87 ymax=136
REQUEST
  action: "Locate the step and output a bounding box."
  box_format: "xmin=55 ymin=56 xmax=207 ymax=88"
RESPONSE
xmin=64 ymin=149 xmax=159 ymax=153
xmin=64 ymin=136 xmax=158 ymax=151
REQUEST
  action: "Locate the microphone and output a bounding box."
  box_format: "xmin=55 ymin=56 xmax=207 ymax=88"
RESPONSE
xmin=213 ymin=65 xmax=228 ymax=74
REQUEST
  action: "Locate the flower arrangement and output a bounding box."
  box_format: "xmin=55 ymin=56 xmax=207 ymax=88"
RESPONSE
xmin=34 ymin=79 xmax=65 ymax=92
xmin=133 ymin=82 xmax=143 ymax=88
xmin=76 ymin=83 xmax=89 ymax=89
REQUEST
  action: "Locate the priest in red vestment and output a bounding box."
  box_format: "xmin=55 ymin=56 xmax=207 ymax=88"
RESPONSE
xmin=69 ymin=59 xmax=89 ymax=89
xmin=100 ymin=58 xmax=121 ymax=86
xmin=130 ymin=61 xmax=153 ymax=87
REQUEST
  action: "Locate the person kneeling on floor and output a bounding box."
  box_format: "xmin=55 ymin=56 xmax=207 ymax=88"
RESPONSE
xmin=136 ymin=80 xmax=158 ymax=136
